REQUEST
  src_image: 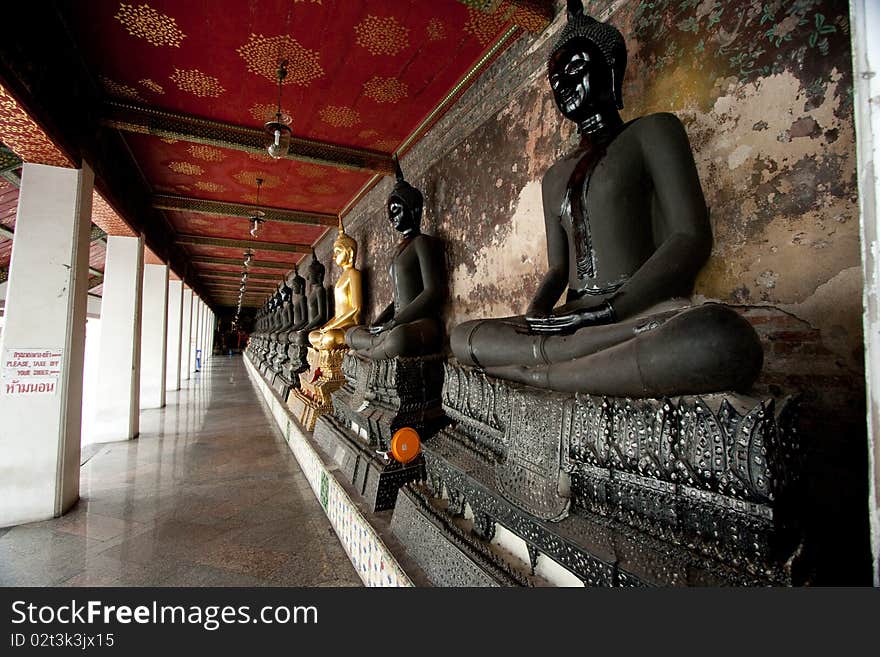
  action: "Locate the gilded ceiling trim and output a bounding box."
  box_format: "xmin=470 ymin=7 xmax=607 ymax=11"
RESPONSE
xmin=101 ymin=101 xmax=395 ymax=174
xmin=176 ymin=233 xmax=310 ymax=253
xmin=153 ymin=194 xmax=338 ymax=227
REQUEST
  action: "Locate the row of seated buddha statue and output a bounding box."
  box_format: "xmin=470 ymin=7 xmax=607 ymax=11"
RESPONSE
xmin=247 ymin=2 xmax=803 ymax=585
xmin=246 ymin=257 xmax=330 ymax=399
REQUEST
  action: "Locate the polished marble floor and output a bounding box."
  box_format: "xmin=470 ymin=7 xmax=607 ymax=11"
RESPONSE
xmin=0 ymin=355 xmax=361 ymax=587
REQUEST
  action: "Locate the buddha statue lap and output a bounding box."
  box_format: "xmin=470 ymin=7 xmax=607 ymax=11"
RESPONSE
xmin=449 ymin=2 xmax=762 ymax=398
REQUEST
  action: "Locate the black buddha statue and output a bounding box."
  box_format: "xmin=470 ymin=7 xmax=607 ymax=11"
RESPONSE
xmin=300 ymin=255 xmax=330 ymax=339
xmin=345 ymin=158 xmax=446 ymax=359
xmin=449 ymin=0 xmax=762 ymax=397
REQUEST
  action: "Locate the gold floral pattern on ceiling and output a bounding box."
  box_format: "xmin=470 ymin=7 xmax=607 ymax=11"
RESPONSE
xmin=194 ymin=181 xmax=225 ymax=193
xmin=0 ymin=84 xmax=71 ymax=168
xmin=92 ymin=191 xmax=136 ymax=237
xmin=246 ymin=151 xmax=274 ymax=163
xmin=372 ymin=138 xmax=400 ymax=152
xmin=187 ymin=144 xmax=225 ymax=162
xmin=249 ymin=102 xmax=292 ymax=123
xmin=286 ymin=194 xmax=311 ymax=206
xmin=426 ymin=18 xmax=446 ymax=42
xmin=358 ymin=129 xmax=379 ymax=140
xmin=318 ymin=105 xmax=360 ymax=128
xmin=363 ymin=76 xmax=408 ymax=104
xmin=139 ymin=79 xmax=164 ymax=94
xmin=159 ymin=137 xmax=178 ymax=144
xmin=233 ymin=171 xmax=281 ymax=189
xmin=463 ymin=6 xmax=508 ymax=46
xmin=169 ymin=69 xmax=226 ymax=98
xmin=354 ymin=15 xmax=410 ymax=56
xmin=308 ymin=183 xmax=336 ymax=195
xmin=114 ymin=3 xmax=186 ymax=48
xmin=101 ymin=76 xmax=143 ymax=102
xmin=298 ymin=164 xmax=326 ymax=179
xmin=237 ymin=34 xmax=324 ymax=86
xmin=168 ymin=161 xmax=204 ymax=176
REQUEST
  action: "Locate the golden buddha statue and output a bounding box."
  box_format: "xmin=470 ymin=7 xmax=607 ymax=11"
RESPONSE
xmin=308 ymin=221 xmax=362 ymax=351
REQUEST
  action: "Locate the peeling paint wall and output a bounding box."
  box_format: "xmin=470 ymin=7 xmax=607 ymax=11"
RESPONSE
xmin=308 ymin=0 xmax=870 ymax=580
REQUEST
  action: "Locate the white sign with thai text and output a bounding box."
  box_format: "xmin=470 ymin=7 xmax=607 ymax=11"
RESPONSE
xmin=2 ymin=347 xmax=63 ymax=396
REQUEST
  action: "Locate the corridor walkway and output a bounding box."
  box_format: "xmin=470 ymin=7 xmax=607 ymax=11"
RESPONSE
xmin=0 ymin=355 xmax=361 ymax=586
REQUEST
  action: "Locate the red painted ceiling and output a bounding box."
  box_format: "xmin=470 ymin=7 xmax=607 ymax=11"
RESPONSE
xmin=58 ymin=0 xmax=516 ymax=306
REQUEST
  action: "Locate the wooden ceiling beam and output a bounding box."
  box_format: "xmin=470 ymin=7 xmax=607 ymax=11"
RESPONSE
xmin=189 ymin=255 xmax=294 ymax=269
xmin=153 ymin=194 xmax=337 ymax=228
xmin=201 ymin=270 xmax=280 ymax=281
xmin=101 ymin=101 xmax=395 ymax=174
xmin=177 ymin=234 xmax=309 ymax=254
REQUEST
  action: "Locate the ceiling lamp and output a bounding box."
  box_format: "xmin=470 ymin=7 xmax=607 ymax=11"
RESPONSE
xmin=264 ymin=60 xmax=292 ymax=159
xmin=243 ymin=249 xmax=254 ymax=268
xmin=250 ymin=178 xmax=265 ymax=237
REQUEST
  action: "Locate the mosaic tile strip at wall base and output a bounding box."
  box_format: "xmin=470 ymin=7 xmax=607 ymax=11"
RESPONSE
xmin=244 ymin=353 xmax=412 ymax=587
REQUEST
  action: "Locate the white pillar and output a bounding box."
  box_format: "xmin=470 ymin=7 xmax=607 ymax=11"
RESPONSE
xmin=852 ymin=0 xmax=880 ymax=585
xmin=139 ymin=263 xmax=168 ymax=409
xmin=181 ymin=287 xmax=193 ymax=382
xmin=93 ymin=235 xmax=142 ymax=442
xmin=0 ymin=163 xmax=93 ymax=526
xmin=191 ymin=296 xmax=202 ymax=372
xmin=166 ymin=279 xmax=183 ymax=391
xmin=208 ymin=310 xmax=215 ymax=357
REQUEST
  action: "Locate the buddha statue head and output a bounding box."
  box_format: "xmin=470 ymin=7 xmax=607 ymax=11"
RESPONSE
xmin=548 ymin=0 xmax=626 ymax=128
xmin=388 ymin=157 xmax=423 ymax=236
xmin=307 ymin=252 xmax=325 ymax=286
xmin=287 ymin=265 xmax=305 ymax=296
xmin=278 ymin=282 xmax=292 ymax=304
xmin=333 ymin=220 xmax=357 ymax=269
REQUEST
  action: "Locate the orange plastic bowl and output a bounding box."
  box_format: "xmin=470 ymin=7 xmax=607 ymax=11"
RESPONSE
xmin=390 ymin=427 xmax=421 ymax=464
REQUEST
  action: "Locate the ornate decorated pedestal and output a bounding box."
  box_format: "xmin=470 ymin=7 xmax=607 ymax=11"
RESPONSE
xmin=312 ymin=352 xmax=446 ymax=512
xmin=390 ymin=361 xmax=803 ymax=586
xmin=272 ymin=341 xmax=308 ymax=402
xmin=287 ymin=346 xmax=348 ymax=431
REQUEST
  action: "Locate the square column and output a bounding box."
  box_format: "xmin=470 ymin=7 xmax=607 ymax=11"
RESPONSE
xmin=181 ymin=287 xmax=193 ymax=382
xmin=166 ymin=279 xmax=184 ymax=391
xmin=139 ymin=263 xmax=168 ymax=409
xmin=208 ymin=310 xmax=215 ymax=357
xmin=93 ymin=235 xmax=143 ymax=442
xmin=191 ymin=297 xmax=201 ymax=373
xmin=0 ymin=163 xmax=93 ymax=526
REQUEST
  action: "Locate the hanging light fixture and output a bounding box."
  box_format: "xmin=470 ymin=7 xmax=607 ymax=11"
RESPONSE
xmin=243 ymin=249 xmax=254 ymax=268
xmin=250 ymin=178 xmax=265 ymax=237
xmin=264 ymin=60 xmax=292 ymax=159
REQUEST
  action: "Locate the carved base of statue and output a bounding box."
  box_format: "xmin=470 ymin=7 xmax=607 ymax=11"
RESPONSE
xmin=389 ymin=361 xmax=803 ymax=586
xmin=272 ymin=343 xmax=308 ymax=402
xmin=271 ymin=370 xmax=296 ymax=402
xmin=311 ymin=352 xmax=446 ymax=511
xmin=287 ymin=347 xmax=348 ymax=432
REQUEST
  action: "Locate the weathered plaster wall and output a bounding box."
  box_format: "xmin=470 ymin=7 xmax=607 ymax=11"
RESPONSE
xmin=307 ymin=0 xmax=869 ymax=580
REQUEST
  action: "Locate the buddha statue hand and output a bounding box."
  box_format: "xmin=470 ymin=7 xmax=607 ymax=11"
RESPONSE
xmin=367 ymin=319 xmax=396 ymax=335
xmin=523 ymin=300 xmax=615 ymax=335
